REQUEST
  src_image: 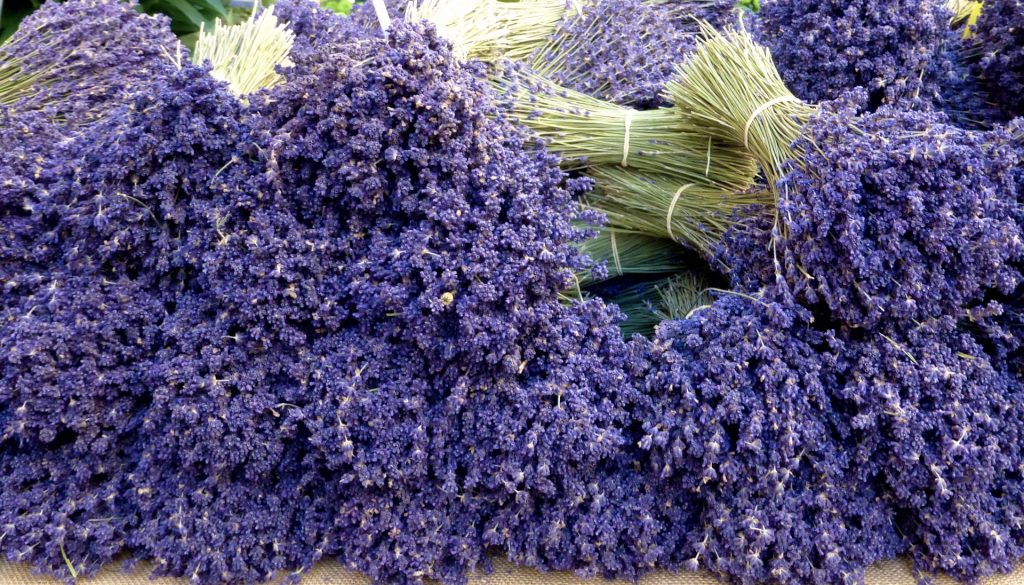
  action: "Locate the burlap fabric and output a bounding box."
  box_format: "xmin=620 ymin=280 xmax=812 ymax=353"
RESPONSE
xmin=2 ymin=558 xmax=1022 ymax=584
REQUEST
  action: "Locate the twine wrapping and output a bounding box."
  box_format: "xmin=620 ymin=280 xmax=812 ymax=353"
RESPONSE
xmin=622 ymin=109 xmax=635 ymax=167
xmin=742 ymin=95 xmax=801 ymax=148
xmin=666 ymin=184 xmax=694 ymax=241
xmin=609 ymin=230 xmax=622 ymax=276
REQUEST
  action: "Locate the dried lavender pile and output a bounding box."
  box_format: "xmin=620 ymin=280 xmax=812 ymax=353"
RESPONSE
xmin=2 ymin=1 xmax=1024 ymax=585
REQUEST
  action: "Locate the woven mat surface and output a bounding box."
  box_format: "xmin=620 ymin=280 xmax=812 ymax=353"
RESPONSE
xmin=2 ymin=558 xmax=1022 ymax=585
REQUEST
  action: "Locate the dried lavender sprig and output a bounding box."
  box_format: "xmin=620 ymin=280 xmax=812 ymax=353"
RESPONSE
xmin=500 ymin=0 xmax=588 ymax=61
xmin=493 ymin=63 xmax=759 ymax=190
xmin=0 ymin=0 xmax=180 ymax=126
xmin=577 ymin=227 xmax=691 ymax=285
xmin=526 ymin=0 xmax=697 ymax=108
xmin=586 ymin=166 xmax=771 ymax=255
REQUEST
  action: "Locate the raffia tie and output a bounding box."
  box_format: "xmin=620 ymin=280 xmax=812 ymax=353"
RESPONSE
xmin=666 ymin=184 xmax=694 ymax=241
xmin=609 ymin=230 xmax=622 ymax=276
xmin=743 ymin=95 xmax=801 ymax=148
xmin=622 ymin=109 xmax=635 ymax=167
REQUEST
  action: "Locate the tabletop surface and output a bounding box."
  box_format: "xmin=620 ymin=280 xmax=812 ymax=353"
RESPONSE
xmin=2 ymin=558 xmax=1022 ymax=585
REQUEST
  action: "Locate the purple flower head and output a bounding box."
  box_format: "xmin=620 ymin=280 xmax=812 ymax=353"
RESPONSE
xmin=752 ymin=0 xmax=952 ymax=106
xmin=0 ymin=0 xmax=180 ymax=127
xmin=840 ymin=317 xmax=1024 ymax=580
xmin=247 ymin=20 xmax=593 ymax=365
xmin=272 ymin=0 xmax=371 ymax=66
xmin=971 ymin=0 xmax=1024 ymax=117
xmin=527 ymin=0 xmax=697 ymax=108
xmin=776 ymin=95 xmax=1024 ymax=329
xmin=641 ymin=292 xmax=903 ymax=584
xmin=50 ymin=60 xmax=248 ymax=280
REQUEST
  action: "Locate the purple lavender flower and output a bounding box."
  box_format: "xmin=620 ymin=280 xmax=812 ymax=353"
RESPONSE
xmin=840 ymin=317 xmax=1024 ymax=581
xmin=971 ymin=0 xmax=1024 ymax=117
xmin=641 ymin=293 xmax=904 ymax=585
xmin=752 ymin=0 xmax=952 ymax=106
xmin=776 ymin=95 xmax=1024 ymax=329
xmin=272 ymin=0 xmax=370 ymax=66
xmin=528 ymin=0 xmax=697 ymax=108
xmin=0 ymin=0 xmax=180 ymax=127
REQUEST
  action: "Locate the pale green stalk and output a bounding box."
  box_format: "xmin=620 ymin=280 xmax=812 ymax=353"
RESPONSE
xmin=492 ymin=66 xmax=758 ymax=190
xmin=611 ymin=272 xmax=712 ymax=337
xmin=192 ymin=6 xmax=295 ymax=96
xmin=664 ymin=23 xmax=815 ymax=188
xmin=585 ymin=166 xmax=772 ymax=255
xmin=577 ymin=228 xmax=691 ymax=285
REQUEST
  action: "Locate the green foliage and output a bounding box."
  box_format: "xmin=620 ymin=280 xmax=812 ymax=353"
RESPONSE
xmin=321 ymin=0 xmax=355 ymax=15
xmin=0 ymin=0 xmax=44 ymax=43
xmin=737 ymin=0 xmax=759 ymax=12
xmin=137 ymin=0 xmax=241 ymax=45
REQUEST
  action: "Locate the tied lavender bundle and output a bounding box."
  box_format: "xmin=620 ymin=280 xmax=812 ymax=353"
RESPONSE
xmin=667 ymin=27 xmax=1024 ymax=330
xmin=776 ymin=94 xmax=1024 ymax=330
xmin=840 ymin=318 xmax=1024 ymax=582
xmin=526 ymin=0 xmax=697 ymax=108
xmin=0 ymin=0 xmax=180 ymax=127
xmin=642 ymin=293 xmax=903 ymax=585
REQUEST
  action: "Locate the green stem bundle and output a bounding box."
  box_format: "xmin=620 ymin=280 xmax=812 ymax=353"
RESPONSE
xmin=610 ymin=272 xmax=712 ymax=337
xmin=664 ymin=23 xmax=815 ymax=187
xmin=577 ymin=228 xmax=691 ymax=285
xmin=492 ymin=65 xmax=759 ymax=190
xmin=586 ymin=166 xmax=771 ymax=255
xmin=192 ymin=6 xmax=295 ymax=96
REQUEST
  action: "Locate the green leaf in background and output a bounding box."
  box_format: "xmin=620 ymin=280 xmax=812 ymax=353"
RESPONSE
xmin=163 ymin=0 xmax=209 ymax=28
xmin=737 ymin=0 xmax=760 ymax=12
xmin=320 ymin=0 xmax=355 ymax=15
xmin=0 ymin=0 xmax=44 ymax=43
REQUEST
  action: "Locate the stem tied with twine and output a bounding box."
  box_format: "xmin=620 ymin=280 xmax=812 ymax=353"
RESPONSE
xmin=491 ymin=64 xmax=759 ymax=190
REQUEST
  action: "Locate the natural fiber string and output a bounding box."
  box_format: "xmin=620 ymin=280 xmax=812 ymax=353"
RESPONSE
xmin=622 ymin=108 xmax=635 ymax=167
xmin=742 ymin=95 xmax=802 ymax=148
xmin=705 ymin=136 xmax=712 ymax=177
xmin=665 ymin=184 xmax=693 ymax=241
xmin=609 ymin=230 xmax=623 ymax=276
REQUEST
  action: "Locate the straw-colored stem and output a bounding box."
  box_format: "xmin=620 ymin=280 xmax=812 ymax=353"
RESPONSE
xmin=664 ymin=23 xmax=815 ymax=187
xmin=577 ymin=227 xmax=691 ymax=285
xmin=585 ymin=166 xmax=772 ymax=255
xmin=492 ymin=66 xmax=758 ymax=189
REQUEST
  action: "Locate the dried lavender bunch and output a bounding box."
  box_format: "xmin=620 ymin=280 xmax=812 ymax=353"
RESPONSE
xmin=273 ymin=0 xmax=369 ymax=65
xmin=776 ymin=96 xmax=1024 ymax=330
xmin=970 ymin=0 xmax=1024 ymax=117
xmin=349 ymin=0 xmax=409 ymax=31
xmin=191 ymin=6 xmax=296 ymax=96
xmin=0 ymin=0 xmax=180 ymax=127
xmin=231 ymin=21 xmax=647 ymax=584
xmin=0 ymin=108 xmax=67 ymax=300
xmin=670 ymin=28 xmax=1024 ymax=329
xmin=665 ymin=24 xmax=815 ymax=187
xmin=527 ymin=0 xmax=696 ymax=108
xmin=642 ymin=293 xmax=904 ymax=585
xmin=493 ymin=62 xmax=758 ymax=190
xmin=652 ymin=0 xmax=739 ymax=27
xmin=750 ymin=0 xmax=953 ymax=106
xmin=841 ymin=318 xmax=1024 ymax=581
